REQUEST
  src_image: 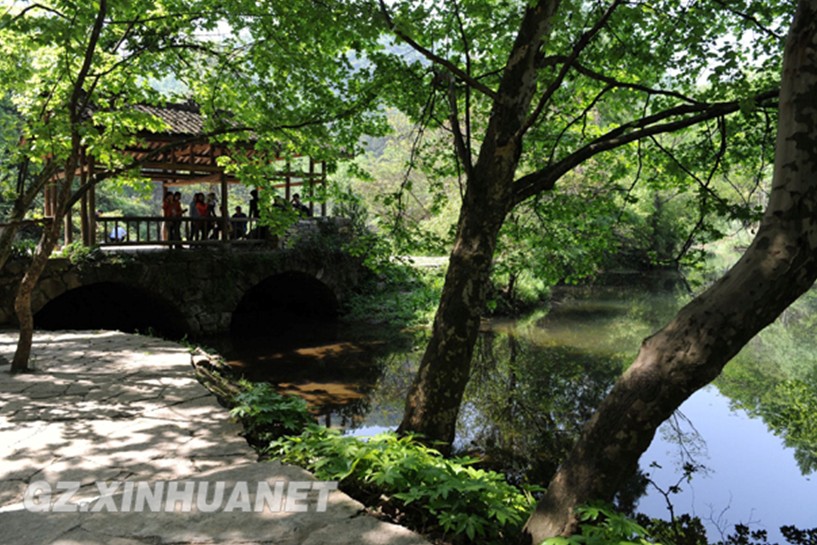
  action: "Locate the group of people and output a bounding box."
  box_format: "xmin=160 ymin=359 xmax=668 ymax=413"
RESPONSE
xmin=161 ymin=189 xmax=312 ymax=246
xmin=188 ymin=192 xmax=221 ymax=240
xmin=161 ymin=191 xmax=186 ymax=246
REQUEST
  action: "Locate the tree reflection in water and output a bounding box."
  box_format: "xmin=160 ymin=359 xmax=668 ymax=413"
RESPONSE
xmin=218 ymin=277 xmax=817 ymax=533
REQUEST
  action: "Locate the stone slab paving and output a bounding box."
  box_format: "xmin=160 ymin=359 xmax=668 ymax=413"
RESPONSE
xmin=0 ymin=330 xmax=429 ymax=545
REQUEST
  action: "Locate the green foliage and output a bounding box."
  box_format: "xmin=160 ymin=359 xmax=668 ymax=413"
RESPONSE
xmin=224 ymin=361 xmax=542 ymax=544
xmin=543 ymin=504 xmax=661 ymax=545
xmin=710 ymin=523 xmax=817 ymax=545
xmin=636 ymin=513 xmax=709 ymax=545
xmin=345 ymin=263 xmax=443 ymax=327
xmin=229 ymin=381 xmax=314 ymax=444
xmin=492 ymin=187 xmax=621 ymax=305
xmin=331 ymin=185 xmax=370 ymax=236
xmin=0 ymin=0 xmax=391 ymax=271
xmin=55 ymin=241 xmax=101 ymax=265
xmin=754 ymin=379 xmax=817 ymax=474
xmin=339 ymin=227 xmax=396 ymax=277
xmin=269 ymin=426 xmax=540 ymax=544
xmin=356 ymin=0 xmax=788 ymax=275
xmin=780 ymin=526 xmax=817 ymax=545
xmin=717 ymin=288 xmax=817 ymax=474
xmin=10 ymin=239 xmax=37 ymax=259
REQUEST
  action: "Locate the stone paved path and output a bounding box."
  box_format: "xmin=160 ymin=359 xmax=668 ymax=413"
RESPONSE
xmin=0 ymin=330 xmax=429 ymax=545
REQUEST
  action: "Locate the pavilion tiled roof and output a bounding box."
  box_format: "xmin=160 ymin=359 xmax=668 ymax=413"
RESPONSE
xmin=133 ymin=100 xmax=207 ymax=136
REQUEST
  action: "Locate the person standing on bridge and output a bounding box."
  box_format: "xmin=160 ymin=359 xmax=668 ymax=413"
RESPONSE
xmin=189 ymin=193 xmax=200 ymax=241
xmin=231 ymin=206 xmax=248 ymax=239
xmin=249 ymin=189 xmax=259 ymax=219
xmin=162 ymin=192 xmax=174 ymax=242
xmin=190 ymin=193 xmax=207 ymax=241
xmin=170 ymin=191 xmax=185 ymax=248
xmin=291 ymin=193 xmax=311 ymax=217
xmin=205 ymin=192 xmax=220 ymax=240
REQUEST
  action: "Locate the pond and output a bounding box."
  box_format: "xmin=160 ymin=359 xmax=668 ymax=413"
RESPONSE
xmin=210 ymin=274 xmax=817 ymax=542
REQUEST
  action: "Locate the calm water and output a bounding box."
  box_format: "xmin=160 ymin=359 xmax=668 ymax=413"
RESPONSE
xmin=214 ymin=279 xmax=817 ymax=541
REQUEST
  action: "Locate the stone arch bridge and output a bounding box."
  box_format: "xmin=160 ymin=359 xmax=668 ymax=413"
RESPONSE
xmin=0 ymin=248 xmax=364 ymax=338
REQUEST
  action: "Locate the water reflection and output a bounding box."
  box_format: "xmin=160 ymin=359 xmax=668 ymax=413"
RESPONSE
xmin=207 ymin=320 xmax=409 ymax=429
xmin=214 ymin=281 xmax=686 ymax=482
xmin=213 ymin=277 xmax=817 ymax=539
xmin=461 ymin=332 xmax=624 ymax=484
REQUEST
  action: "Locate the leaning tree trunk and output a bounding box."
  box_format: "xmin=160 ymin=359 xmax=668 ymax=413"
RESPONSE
xmin=10 ymin=203 xmax=65 ymax=373
xmin=397 ymin=179 xmax=510 ymax=448
xmin=396 ymin=0 xmax=559 ymax=448
xmin=524 ymin=1 xmax=817 ymax=541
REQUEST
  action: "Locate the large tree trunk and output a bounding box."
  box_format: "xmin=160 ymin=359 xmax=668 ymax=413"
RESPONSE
xmin=397 ymin=178 xmax=509 ymax=447
xmin=524 ymin=1 xmax=817 ymax=541
xmin=397 ymin=0 xmax=560 ymax=447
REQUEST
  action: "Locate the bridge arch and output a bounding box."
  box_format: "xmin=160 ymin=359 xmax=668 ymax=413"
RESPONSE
xmin=231 ymin=271 xmax=339 ymax=336
xmin=0 ymin=249 xmax=362 ymax=336
xmin=34 ymin=281 xmax=189 ymax=338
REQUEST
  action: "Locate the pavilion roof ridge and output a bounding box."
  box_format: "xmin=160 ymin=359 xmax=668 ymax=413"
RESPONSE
xmin=132 ymin=98 xmax=247 ymax=138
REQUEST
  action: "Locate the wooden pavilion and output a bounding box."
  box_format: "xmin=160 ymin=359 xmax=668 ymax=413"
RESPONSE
xmin=48 ymin=100 xmax=328 ymax=246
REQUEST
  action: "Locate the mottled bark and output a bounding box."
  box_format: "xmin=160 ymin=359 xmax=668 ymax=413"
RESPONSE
xmin=396 ymin=182 xmax=508 ymax=448
xmin=397 ymin=0 xmax=560 ymax=447
xmin=525 ymin=1 xmax=817 ymax=541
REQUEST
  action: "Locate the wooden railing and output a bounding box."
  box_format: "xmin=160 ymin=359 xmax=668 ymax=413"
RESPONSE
xmin=95 ymin=216 xmax=265 ymax=246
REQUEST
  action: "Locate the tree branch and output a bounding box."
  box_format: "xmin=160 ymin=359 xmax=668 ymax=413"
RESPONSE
xmin=512 ymin=89 xmax=778 ymax=204
xmin=657 ymin=116 xmax=729 ymax=263
xmin=0 ymin=218 xmax=54 ymax=228
xmin=377 ymin=0 xmax=498 ymax=100
xmin=546 ymin=84 xmax=615 ymax=165
xmin=520 ymin=0 xmax=626 ymax=137
xmin=89 ymin=41 xmax=229 ymax=80
xmin=446 ymin=75 xmax=473 ymax=177
xmin=540 ymin=55 xmax=704 ymax=106
xmin=711 ymin=0 xmax=785 ymax=41
xmin=451 ymin=0 xmax=473 ymax=169
xmin=70 ymin=0 xmax=108 ymax=123
xmin=614 ymin=95 xmax=650 ymax=224
xmin=2 ymin=2 xmax=68 ymax=24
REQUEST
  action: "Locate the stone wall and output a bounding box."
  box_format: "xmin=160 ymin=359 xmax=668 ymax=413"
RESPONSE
xmin=0 ymin=245 xmax=364 ymax=336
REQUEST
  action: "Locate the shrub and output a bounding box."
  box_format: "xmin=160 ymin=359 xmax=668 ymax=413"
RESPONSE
xmin=55 ymin=241 xmax=100 ymax=264
xmin=543 ymin=504 xmax=664 ymax=545
xmin=229 ymin=381 xmax=314 ymax=446
xmin=269 ymin=426 xmax=540 ymax=544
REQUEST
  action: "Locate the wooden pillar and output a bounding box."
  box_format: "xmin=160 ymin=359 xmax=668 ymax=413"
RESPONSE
xmin=308 ymin=158 xmax=315 ymax=217
xmin=321 ymin=161 xmax=327 ymax=217
xmin=79 ymin=150 xmax=89 ymax=245
xmin=80 ymin=193 xmax=89 ymax=245
xmin=44 ymin=182 xmax=53 ymax=217
xmin=64 ymin=207 xmax=72 ymax=246
xmin=88 ymin=157 xmax=97 ymax=246
xmin=161 ymin=182 xmax=168 ymax=241
xmin=285 ymin=160 xmax=291 ymax=201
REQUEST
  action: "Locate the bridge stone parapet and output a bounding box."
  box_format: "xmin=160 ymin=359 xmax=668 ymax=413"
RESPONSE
xmin=0 ymin=246 xmax=364 ymax=337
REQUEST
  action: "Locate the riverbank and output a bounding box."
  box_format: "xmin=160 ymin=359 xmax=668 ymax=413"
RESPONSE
xmin=0 ymin=330 xmax=429 ymax=545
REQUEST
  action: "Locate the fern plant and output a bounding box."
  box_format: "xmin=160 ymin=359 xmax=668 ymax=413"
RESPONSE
xmin=269 ymin=425 xmax=541 ymax=544
xmin=229 ymin=381 xmax=314 ymax=444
